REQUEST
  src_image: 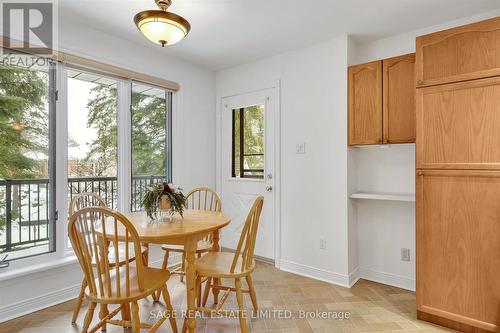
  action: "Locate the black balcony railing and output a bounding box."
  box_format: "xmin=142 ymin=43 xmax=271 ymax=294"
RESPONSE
xmin=0 ymin=175 xmax=166 ymax=257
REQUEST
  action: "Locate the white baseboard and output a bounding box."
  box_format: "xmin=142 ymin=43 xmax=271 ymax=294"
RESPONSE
xmin=278 ymin=262 xmax=414 ymax=292
xmin=279 ymin=260 xmax=350 ymax=288
xmin=348 ymin=267 xmax=360 ymax=287
xmin=0 ymin=283 xmax=81 ymax=323
xmin=358 ymin=267 xmax=415 ymax=291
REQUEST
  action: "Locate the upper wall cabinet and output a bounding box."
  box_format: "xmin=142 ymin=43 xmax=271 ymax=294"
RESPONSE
xmin=348 ymin=61 xmax=383 ymax=145
xmin=383 ymin=53 xmax=416 ymax=144
xmin=348 ymin=54 xmax=415 ymax=146
xmin=416 ymin=16 xmax=500 ymax=87
xmin=416 ymin=76 xmax=500 ymax=170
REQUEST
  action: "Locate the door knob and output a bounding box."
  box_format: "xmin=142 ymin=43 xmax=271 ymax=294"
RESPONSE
xmin=266 ymin=186 xmax=273 ymax=192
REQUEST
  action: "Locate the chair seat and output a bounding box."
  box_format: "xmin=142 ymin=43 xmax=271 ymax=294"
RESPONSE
xmin=162 ymin=239 xmax=213 ymax=253
xmin=85 ymin=265 xmax=169 ymax=304
xmin=195 ymin=252 xmax=254 ymax=278
xmin=92 ymin=243 xmax=148 ymax=266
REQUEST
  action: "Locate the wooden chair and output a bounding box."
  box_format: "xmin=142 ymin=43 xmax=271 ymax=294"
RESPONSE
xmin=160 ymin=188 xmax=222 ymax=282
xmin=69 ymin=206 xmax=178 ymax=333
xmin=188 ymin=196 xmax=264 ymax=333
xmin=69 ymin=193 xmax=148 ymax=324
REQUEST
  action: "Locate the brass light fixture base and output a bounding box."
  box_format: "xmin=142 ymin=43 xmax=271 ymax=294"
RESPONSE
xmin=155 ymin=0 xmax=171 ymax=10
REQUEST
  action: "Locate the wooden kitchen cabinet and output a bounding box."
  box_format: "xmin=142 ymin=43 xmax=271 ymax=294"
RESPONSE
xmin=416 ymin=16 xmax=500 ymax=87
xmin=383 ymin=53 xmax=415 ymax=144
xmin=417 ymin=170 xmax=500 ymax=332
xmin=348 ymin=55 xmax=416 ymax=146
xmin=416 ymin=16 xmax=500 ymax=333
xmin=348 ymin=60 xmax=383 ymax=145
xmin=416 ymin=76 xmax=500 ymax=170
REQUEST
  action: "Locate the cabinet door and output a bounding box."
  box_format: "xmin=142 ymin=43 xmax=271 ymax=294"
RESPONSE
xmin=416 ymin=76 xmax=500 ymax=170
xmin=416 ymin=170 xmax=500 ymax=332
xmin=348 ymin=61 xmax=382 ymax=145
xmin=383 ymin=53 xmax=416 ymax=144
xmin=416 ymin=16 xmax=500 ymax=87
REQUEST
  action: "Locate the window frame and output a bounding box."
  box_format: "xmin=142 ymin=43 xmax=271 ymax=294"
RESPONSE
xmin=130 ymin=81 xmax=173 ymax=212
xmin=0 ymin=56 xmax=58 ymax=262
xmin=231 ymin=105 xmax=265 ymax=179
xmin=0 ymin=57 xmax=176 ymax=270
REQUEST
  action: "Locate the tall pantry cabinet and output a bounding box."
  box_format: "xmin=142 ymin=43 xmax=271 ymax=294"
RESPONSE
xmin=416 ymin=17 xmax=500 ymax=332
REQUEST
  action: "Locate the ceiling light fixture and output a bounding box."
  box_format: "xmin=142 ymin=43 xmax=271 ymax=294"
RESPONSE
xmin=134 ymin=0 xmax=191 ymax=47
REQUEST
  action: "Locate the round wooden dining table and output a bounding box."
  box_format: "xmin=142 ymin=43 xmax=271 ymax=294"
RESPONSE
xmin=115 ymin=209 xmax=230 ymax=333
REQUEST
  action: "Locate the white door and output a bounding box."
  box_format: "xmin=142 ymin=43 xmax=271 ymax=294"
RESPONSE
xmin=220 ymin=89 xmax=276 ymax=260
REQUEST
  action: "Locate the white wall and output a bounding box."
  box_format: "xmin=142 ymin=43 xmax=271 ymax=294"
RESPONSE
xmin=216 ymin=36 xmax=352 ymax=286
xmin=0 ymin=18 xmax=216 ymax=322
xmin=351 ymin=7 xmax=500 ymax=65
xmin=350 ymin=145 xmax=416 ymax=290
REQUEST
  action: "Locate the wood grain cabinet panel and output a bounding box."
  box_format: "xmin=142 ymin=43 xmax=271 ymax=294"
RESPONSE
xmin=416 ymin=170 xmax=500 ymax=332
xmin=416 ymin=16 xmax=500 ymax=87
xmin=416 ymin=76 xmax=500 ymax=170
xmin=348 ymin=61 xmax=383 ymax=145
xmin=383 ymin=53 xmax=416 ymax=143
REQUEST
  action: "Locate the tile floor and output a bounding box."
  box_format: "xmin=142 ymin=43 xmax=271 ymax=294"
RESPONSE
xmin=0 ymin=261 xmax=454 ymax=332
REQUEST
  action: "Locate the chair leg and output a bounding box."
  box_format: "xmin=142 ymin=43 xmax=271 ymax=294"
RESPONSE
xmin=213 ymin=278 xmax=221 ymax=304
xmin=120 ymin=303 xmax=131 ymax=328
xmin=245 ymin=275 xmax=258 ymax=311
xmin=162 ymin=249 xmax=170 ymax=270
xmin=154 ymin=249 xmax=170 ymax=301
xmin=181 ymin=317 xmax=187 ymax=333
xmin=202 ymin=277 xmax=211 ymax=306
xmin=195 ymin=275 xmax=202 ymax=307
xmin=72 ymin=278 xmax=87 ymax=324
xmin=235 ymin=278 xmax=248 ymax=333
xmin=180 ymin=252 xmax=186 ymax=283
xmin=161 ymin=285 xmax=178 ymax=333
xmin=82 ymin=301 xmax=96 ymax=333
xmin=99 ymin=304 xmax=109 ymax=332
xmin=131 ymin=301 xmax=140 ymax=333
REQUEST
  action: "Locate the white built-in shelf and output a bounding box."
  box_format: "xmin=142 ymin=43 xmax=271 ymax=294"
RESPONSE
xmin=349 ymin=192 xmax=415 ymax=202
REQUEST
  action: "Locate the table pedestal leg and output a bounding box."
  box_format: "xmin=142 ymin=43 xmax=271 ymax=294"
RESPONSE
xmin=185 ymin=237 xmax=197 ymax=333
xmin=212 ymin=229 xmax=221 ymax=304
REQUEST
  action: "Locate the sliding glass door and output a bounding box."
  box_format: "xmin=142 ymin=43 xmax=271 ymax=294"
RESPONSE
xmin=0 ymin=55 xmax=174 ymax=264
xmin=0 ymin=57 xmax=56 ymax=261
xmin=67 ymin=68 xmax=118 ymax=209
xmin=130 ymin=82 xmax=172 ymax=211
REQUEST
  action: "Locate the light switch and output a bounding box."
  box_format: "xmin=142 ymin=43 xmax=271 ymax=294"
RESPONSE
xmin=296 ymin=142 xmax=306 ymax=154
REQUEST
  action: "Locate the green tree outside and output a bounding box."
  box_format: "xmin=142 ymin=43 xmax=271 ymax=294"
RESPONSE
xmin=0 ymin=65 xmax=49 ymax=233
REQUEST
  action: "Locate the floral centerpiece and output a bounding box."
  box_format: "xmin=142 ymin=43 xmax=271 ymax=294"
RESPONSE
xmin=142 ymin=182 xmax=185 ymax=221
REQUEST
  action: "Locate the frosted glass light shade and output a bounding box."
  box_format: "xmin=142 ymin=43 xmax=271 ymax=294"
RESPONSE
xmin=134 ymin=10 xmax=190 ymax=46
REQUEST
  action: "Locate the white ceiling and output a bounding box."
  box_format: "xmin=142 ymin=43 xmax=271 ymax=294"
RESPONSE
xmin=59 ymin=0 xmax=500 ymax=70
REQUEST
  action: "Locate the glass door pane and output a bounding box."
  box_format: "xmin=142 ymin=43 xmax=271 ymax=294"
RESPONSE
xmin=232 ymin=104 xmax=265 ymax=179
xmin=0 ymin=55 xmax=56 ymax=260
xmin=130 ymin=82 xmax=171 ymax=211
xmin=67 ymin=69 xmax=118 ymax=208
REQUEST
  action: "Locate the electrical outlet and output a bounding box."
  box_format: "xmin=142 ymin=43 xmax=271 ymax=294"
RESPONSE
xmin=320 ymin=237 xmax=326 ymax=250
xmin=401 ymin=248 xmax=410 ymax=262
xmin=296 ymin=142 xmax=306 ymax=154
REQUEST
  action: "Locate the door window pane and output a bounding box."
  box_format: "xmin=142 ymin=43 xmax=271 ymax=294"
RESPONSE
xmin=0 ymin=55 xmax=55 ymax=260
xmin=131 ymin=82 xmax=171 ymax=211
xmin=232 ymin=105 xmax=265 ymax=179
xmin=67 ymin=69 xmax=118 ymax=209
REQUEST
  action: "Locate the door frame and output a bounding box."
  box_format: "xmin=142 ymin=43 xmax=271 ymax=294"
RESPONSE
xmin=216 ymin=80 xmax=281 ymax=268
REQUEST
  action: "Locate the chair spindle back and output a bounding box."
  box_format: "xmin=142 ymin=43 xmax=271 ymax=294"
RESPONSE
xmin=230 ymin=196 xmax=264 ymax=273
xmin=185 ymin=188 xmax=222 ymax=245
xmin=184 ymin=187 xmax=222 ymax=212
xmin=69 ymin=192 xmax=107 ymax=216
xmin=69 ymin=207 xmax=145 ymax=299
